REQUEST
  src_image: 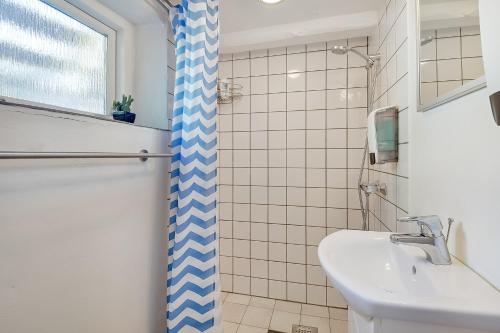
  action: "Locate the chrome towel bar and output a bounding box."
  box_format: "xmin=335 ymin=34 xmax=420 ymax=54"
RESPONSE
xmin=0 ymin=150 xmax=172 ymax=162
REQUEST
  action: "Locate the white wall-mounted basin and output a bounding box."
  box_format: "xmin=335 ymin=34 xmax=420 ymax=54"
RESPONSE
xmin=318 ymin=230 xmax=500 ymax=332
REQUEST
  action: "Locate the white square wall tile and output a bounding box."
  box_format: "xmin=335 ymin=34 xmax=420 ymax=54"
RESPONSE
xmin=219 ymin=61 xmax=233 ymax=79
xmin=287 ymin=72 xmax=306 ymax=92
xmin=251 ymin=49 xmax=268 ymax=58
xmin=251 ymin=57 xmax=268 ymax=76
xmin=234 ymin=257 xmax=251 ymax=276
xmin=269 ymin=55 xmax=286 ymax=74
xmin=287 ymin=168 xmax=306 ymax=187
xmin=437 ymin=59 xmax=461 ymax=81
xmin=233 ymin=276 xmax=251 ymax=294
xmin=307 ymin=110 xmax=326 ymax=130
xmin=287 ymin=225 xmax=306 ymax=244
xmin=437 ymin=37 xmax=461 ymax=60
xmin=287 ymin=187 xmax=306 ymax=206
xmin=327 ymin=69 xmax=347 ymax=89
xmin=269 ymin=74 xmax=286 ymax=93
xmin=327 ymin=89 xmax=347 ymax=109
xmin=251 ymin=76 xmax=268 ymax=95
xmin=287 ymin=130 xmax=306 ymax=149
xmin=269 ymin=223 xmax=286 ymax=242
xmin=461 ymin=35 xmax=483 ymax=58
xmin=307 ymin=90 xmax=326 ymax=110
xmin=287 ymin=92 xmax=306 ymax=111
xmin=251 ymin=241 xmax=268 ymax=259
xmin=219 ymin=202 xmax=233 ymax=220
xmin=287 ymin=111 xmax=306 ymax=130
xmin=251 ymin=222 xmax=268 ymax=242
xmin=287 ymin=206 xmax=306 ymax=225
xmin=233 ymin=239 xmax=250 ymax=258
xmin=251 ymin=113 xmax=268 ymax=131
xmin=287 ymin=282 xmax=306 ymax=302
xmin=269 ymin=93 xmax=286 ymax=112
xmin=307 ymin=207 xmax=326 ymax=227
xmin=269 ymin=168 xmax=287 ymax=186
xmin=307 ymin=130 xmax=326 ymax=149
xmin=251 ymin=95 xmax=268 ymax=113
xmin=327 ymin=52 xmax=347 ymax=69
xmin=287 ymin=263 xmax=306 ymax=284
xmin=233 ymin=95 xmax=250 ymax=113
xmin=269 ymin=242 xmax=286 ymax=262
xmin=287 ymin=44 xmax=306 ymax=54
xmin=347 ymin=88 xmax=367 ymax=108
xmin=268 ymin=187 xmax=286 ymax=205
xmin=307 ymin=51 xmax=327 ymax=71
xmin=269 ymin=281 xmax=287 ymax=300
xmin=250 ymin=259 xmax=268 ymax=278
xmin=233 ymin=221 xmax=250 ymax=239
xmin=234 ymin=59 xmax=250 ymax=77
xmin=269 ymin=47 xmax=287 ymax=56
xmin=269 ymin=205 xmax=286 ymax=224
xmin=307 ymin=71 xmax=326 ymax=91
xmin=234 ymin=51 xmax=250 ymax=60
xmin=269 ymin=261 xmax=287 ymax=280
xmin=306 ymin=265 xmax=327 ymax=286
xmin=462 ymin=57 xmax=484 ymax=80
xmin=287 ymin=53 xmax=306 ymax=73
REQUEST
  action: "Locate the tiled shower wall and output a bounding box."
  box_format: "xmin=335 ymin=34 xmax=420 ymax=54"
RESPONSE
xmin=420 ymin=25 xmax=484 ymax=105
xmin=368 ymin=0 xmax=409 ymax=232
xmin=216 ymin=38 xmax=371 ymax=306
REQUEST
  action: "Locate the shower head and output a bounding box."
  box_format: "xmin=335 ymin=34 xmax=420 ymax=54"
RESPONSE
xmin=331 ymin=45 xmax=349 ymax=55
xmin=330 ymin=45 xmax=380 ymax=67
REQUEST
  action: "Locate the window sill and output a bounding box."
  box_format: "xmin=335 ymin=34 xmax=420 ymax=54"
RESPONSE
xmin=0 ymin=97 xmax=170 ymax=132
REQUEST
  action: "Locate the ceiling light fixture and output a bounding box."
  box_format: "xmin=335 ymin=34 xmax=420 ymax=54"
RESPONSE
xmin=260 ymin=0 xmax=285 ymax=4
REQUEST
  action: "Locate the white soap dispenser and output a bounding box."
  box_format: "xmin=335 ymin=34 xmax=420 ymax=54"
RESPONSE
xmin=367 ymin=106 xmax=399 ymax=165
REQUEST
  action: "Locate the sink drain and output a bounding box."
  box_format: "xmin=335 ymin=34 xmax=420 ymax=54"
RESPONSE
xmin=292 ymin=325 xmax=318 ymax=333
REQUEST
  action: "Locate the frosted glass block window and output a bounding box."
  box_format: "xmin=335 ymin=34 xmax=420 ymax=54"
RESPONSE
xmin=0 ymin=0 xmax=116 ymax=115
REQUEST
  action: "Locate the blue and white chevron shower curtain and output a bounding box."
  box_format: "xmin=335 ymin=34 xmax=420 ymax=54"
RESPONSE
xmin=167 ymin=1 xmax=221 ymax=332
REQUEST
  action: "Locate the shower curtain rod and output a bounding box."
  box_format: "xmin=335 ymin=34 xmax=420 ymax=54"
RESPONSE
xmin=0 ymin=150 xmax=172 ymax=162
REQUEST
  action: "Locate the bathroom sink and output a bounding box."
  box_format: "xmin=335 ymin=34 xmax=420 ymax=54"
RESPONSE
xmin=318 ymin=230 xmax=500 ymax=331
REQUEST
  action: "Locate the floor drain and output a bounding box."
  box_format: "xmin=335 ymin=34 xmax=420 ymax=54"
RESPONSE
xmin=292 ymin=324 xmax=319 ymax=333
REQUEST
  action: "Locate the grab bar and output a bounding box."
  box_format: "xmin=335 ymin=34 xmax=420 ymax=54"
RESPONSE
xmin=0 ymin=150 xmax=172 ymax=162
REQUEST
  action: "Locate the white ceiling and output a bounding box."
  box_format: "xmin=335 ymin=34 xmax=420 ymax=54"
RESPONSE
xmin=96 ymin=0 xmax=165 ymax=24
xmin=219 ymin=0 xmax=384 ymax=53
xmin=93 ymin=0 xmax=385 ymax=52
xmin=220 ymin=0 xmax=383 ymax=34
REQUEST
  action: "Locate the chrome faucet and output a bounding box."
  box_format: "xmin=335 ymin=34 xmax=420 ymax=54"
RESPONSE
xmin=390 ymin=215 xmax=452 ymax=265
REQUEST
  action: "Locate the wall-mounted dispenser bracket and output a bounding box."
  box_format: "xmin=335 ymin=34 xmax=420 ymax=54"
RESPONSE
xmin=489 ymin=91 xmax=500 ymax=126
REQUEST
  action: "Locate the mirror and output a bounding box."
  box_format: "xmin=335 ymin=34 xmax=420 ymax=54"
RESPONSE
xmin=418 ymin=0 xmax=486 ymax=111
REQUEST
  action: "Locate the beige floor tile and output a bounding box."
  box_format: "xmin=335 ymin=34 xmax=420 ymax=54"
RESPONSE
xmin=275 ymin=300 xmax=302 ymax=314
xmin=241 ymin=306 xmax=273 ymax=328
xmin=223 ymin=321 xmax=239 ymax=333
xmin=250 ymin=296 xmax=276 ymax=309
xmin=328 ymin=307 xmax=348 ymax=320
xmin=269 ymin=310 xmax=301 ymax=332
xmin=237 ymin=324 xmax=268 ymax=333
xmin=221 ymin=292 xmax=228 ymax=303
xmin=223 ymin=302 xmax=248 ymax=323
xmin=301 ymin=315 xmax=331 ymax=333
xmin=227 ymin=293 xmax=252 ymax=305
xmin=330 ymin=319 xmax=348 ymax=333
xmin=302 ymin=304 xmax=330 ymax=318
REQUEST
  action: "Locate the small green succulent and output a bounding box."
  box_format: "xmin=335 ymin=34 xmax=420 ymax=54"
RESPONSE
xmin=112 ymin=94 xmax=135 ymax=113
